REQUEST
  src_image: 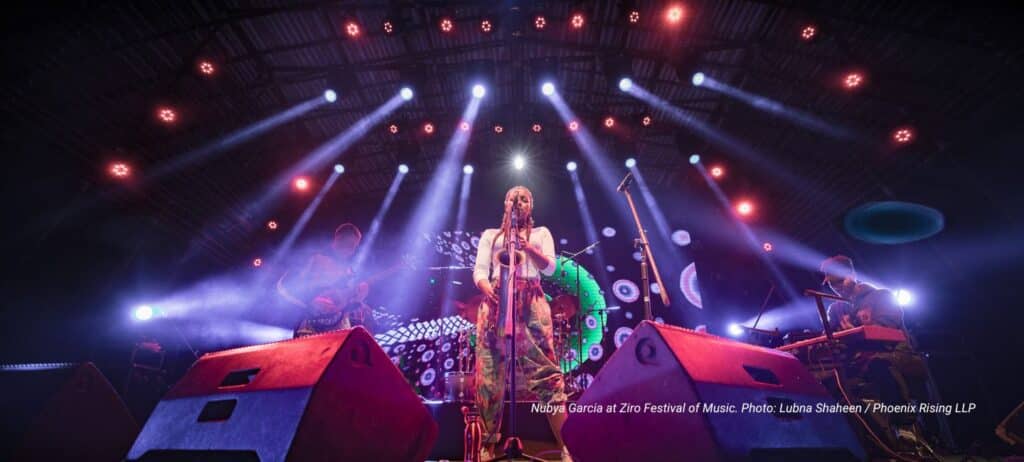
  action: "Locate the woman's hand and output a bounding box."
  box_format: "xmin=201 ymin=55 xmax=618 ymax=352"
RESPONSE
xmin=477 ymin=280 xmax=499 ymax=305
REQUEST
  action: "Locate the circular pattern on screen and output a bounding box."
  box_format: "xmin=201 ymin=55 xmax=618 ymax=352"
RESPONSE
xmin=624 ymin=311 xmax=634 ymax=320
xmin=612 ymin=279 xmax=640 ymax=303
xmin=420 ymin=368 xmax=436 ymax=386
xmin=650 ymin=283 xmax=661 ymax=295
xmin=588 ymin=344 xmax=604 ymax=361
xmin=441 ymin=342 xmax=452 ymax=353
xmin=416 ymin=344 xmax=427 ymax=353
xmin=680 ymin=262 xmax=703 ymax=309
xmin=559 ymin=238 xmax=568 ymax=245
xmin=632 ymin=251 xmax=643 ymax=262
xmin=601 ymin=227 xmax=616 ymax=238
xmin=614 ymin=327 xmax=634 ymax=349
xmin=672 ymin=230 xmax=692 ymax=247
xmin=444 ymin=358 xmax=455 ymax=370
xmin=421 ymin=350 xmax=435 ymax=363
xmin=576 ymin=373 xmax=595 ymax=390
xmin=606 ymin=265 xmax=615 ymax=272
xmin=543 ymin=256 xmax=607 ymax=373
xmin=585 ymin=314 xmax=599 ymax=330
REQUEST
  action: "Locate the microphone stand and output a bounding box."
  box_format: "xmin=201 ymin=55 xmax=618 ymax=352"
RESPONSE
xmin=617 ymin=172 xmax=670 ymax=321
xmin=559 ymin=240 xmax=601 ymax=394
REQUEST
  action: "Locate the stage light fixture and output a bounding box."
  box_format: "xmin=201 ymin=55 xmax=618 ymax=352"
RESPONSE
xmin=571 ymin=13 xmax=585 ymax=29
xmin=618 ymin=77 xmax=633 ymax=91
xmin=801 ymin=25 xmax=817 ymax=41
xmin=198 ymin=61 xmax=215 ymax=75
xmin=763 ymin=242 xmax=773 ymax=252
xmin=253 ymin=258 xmax=263 ymax=268
xmin=641 ymin=115 xmax=652 ymax=126
xmin=345 ymin=21 xmax=361 ymax=37
xmin=604 ymin=116 xmax=615 ymax=128
xmin=324 ymin=89 xmax=338 ymax=103
xmin=728 ymin=323 xmax=743 ymax=337
xmin=157 ymin=107 xmax=176 ymax=123
xmin=334 ymin=164 xmax=345 ymax=174
xmin=460 ymin=121 xmax=470 ymax=131
xmin=400 ymin=87 xmax=414 ymax=100
xmin=463 ymin=164 xmax=474 ymax=174
xmin=109 ymin=162 xmax=131 ymax=178
xmin=389 ymin=124 xmax=399 ymax=134
xmin=513 ymin=155 xmax=526 ymax=170
xmin=736 ymin=200 xmax=754 ymax=216
xmin=689 ymin=154 xmax=701 ymax=164
xmin=494 ymin=124 xmax=504 ymax=133
xmin=893 ymin=127 xmax=914 ymax=144
xmin=383 ymin=20 xmax=394 ymax=34
xmin=541 ymin=81 xmax=555 ymax=96
xmin=294 ymin=177 xmax=310 ymax=191
xmin=534 ymin=15 xmax=547 ymax=30
xmin=133 ymin=305 xmax=154 ymax=321
xmin=665 ymin=5 xmax=685 ymax=24
xmin=691 ymin=72 xmax=705 ymax=86
xmin=480 ymin=19 xmax=493 ymax=33
xmin=625 ymin=157 xmax=636 ymax=168
xmin=710 ymin=165 xmax=724 ymax=178
xmin=440 ymin=18 xmax=454 ymax=33
xmin=472 ymin=84 xmax=486 ymax=98
xmin=423 ymin=122 xmax=435 ymax=134
xmin=569 ymin=120 xmax=579 ymax=131
xmin=843 ymin=72 xmax=864 ymax=89
xmin=267 ymin=220 xmax=278 ymax=230
xmin=629 ymin=11 xmax=640 ymax=23
xmin=532 ymin=123 xmax=543 ymax=133
xmin=895 ymin=289 xmax=914 ymax=307
xmin=566 ymin=161 xmax=578 ymax=172
xmin=398 ymin=164 xmax=410 ymax=174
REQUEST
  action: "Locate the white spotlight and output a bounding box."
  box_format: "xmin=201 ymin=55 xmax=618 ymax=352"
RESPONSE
xmin=689 ymin=154 xmax=701 ymax=165
xmin=625 ymin=157 xmax=636 ymax=168
xmin=472 ymin=84 xmax=486 ymax=98
xmin=513 ymin=155 xmax=525 ymax=170
xmin=400 ymin=87 xmax=414 ymax=100
xmin=463 ymin=164 xmax=474 ymax=174
xmin=618 ymin=78 xmax=633 ymax=92
xmin=728 ymin=323 xmax=743 ymax=337
xmin=541 ymin=82 xmax=555 ymax=96
xmin=334 ymin=164 xmax=345 ymax=174
xmin=692 ymin=72 xmax=705 ymax=86
xmin=895 ymin=289 xmax=914 ymax=307
xmin=133 ymin=305 xmax=154 ymax=321
xmin=566 ymin=161 xmax=578 ymax=172
xmin=324 ymin=89 xmax=338 ymax=102
xmin=398 ymin=164 xmax=409 ymax=174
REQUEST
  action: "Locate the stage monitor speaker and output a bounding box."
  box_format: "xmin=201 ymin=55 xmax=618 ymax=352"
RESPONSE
xmin=561 ymin=321 xmax=866 ymax=462
xmin=997 ymin=400 xmax=1024 ymax=447
xmin=0 ymin=362 xmax=139 ymax=462
xmin=127 ymin=327 xmax=438 ymax=462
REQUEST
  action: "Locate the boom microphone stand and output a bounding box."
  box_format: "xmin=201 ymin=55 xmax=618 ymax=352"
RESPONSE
xmin=616 ymin=172 xmax=670 ymax=320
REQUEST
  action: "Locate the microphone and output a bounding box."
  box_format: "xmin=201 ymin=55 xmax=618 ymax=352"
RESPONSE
xmin=616 ymin=172 xmax=634 ymax=192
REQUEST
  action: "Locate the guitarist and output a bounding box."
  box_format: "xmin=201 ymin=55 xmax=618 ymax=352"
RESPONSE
xmin=277 ymin=223 xmax=375 ymax=337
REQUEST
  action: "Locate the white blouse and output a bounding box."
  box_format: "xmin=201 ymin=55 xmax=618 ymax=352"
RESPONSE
xmin=473 ymin=226 xmax=557 ymax=283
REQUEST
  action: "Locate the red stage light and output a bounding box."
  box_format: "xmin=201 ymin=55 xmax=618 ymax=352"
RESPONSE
xmin=629 ymin=11 xmax=640 ymax=24
xmin=345 ymin=21 xmax=361 ymax=37
xmin=641 ymin=115 xmax=652 ymax=126
xmin=710 ymin=165 xmax=724 ymax=178
xmin=604 ymin=116 xmax=615 ymax=128
xmin=383 ymin=21 xmax=394 ymax=34
xmin=267 ymin=220 xmax=278 ymax=230
xmin=665 ymin=5 xmax=685 ymax=24
xmin=109 ymin=162 xmax=131 ymax=178
xmin=253 ymin=258 xmax=263 ymax=268
xmin=843 ymin=72 xmax=864 ymax=89
xmin=569 ymin=120 xmax=580 ymax=131
xmin=801 ymin=25 xmax=817 ymax=41
xmin=157 ymin=107 xmax=176 ymax=123
xmin=440 ymin=18 xmax=454 ymax=33
xmin=534 ymin=15 xmax=546 ymax=30
xmin=494 ymin=125 xmax=503 ymax=134
xmin=423 ymin=122 xmax=435 ymax=134
xmin=763 ymin=242 xmax=773 ymax=252
xmin=481 ymin=19 xmax=493 ymax=33
xmin=198 ymin=61 xmax=215 ymax=75
xmin=736 ymin=200 xmax=754 ymax=216
xmin=893 ymin=127 xmax=914 ymax=144
xmin=460 ymin=121 xmax=470 ymax=131
xmin=532 ymin=123 xmax=542 ymax=133
xmin=571 ymin=13 xmax=585 ymax=29
xmin=293 ymin=177 xmax=310 ymax=191
xmin=388 ymin=124 xmax=399 ymax=134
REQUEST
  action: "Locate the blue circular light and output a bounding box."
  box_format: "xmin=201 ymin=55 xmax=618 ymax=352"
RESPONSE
xmin=625 ymin=157 xmax=636 ymax=168
xmin=324 ymin=89 xmax=337 ymax=102
xmin=463 ymin=164 xmax=474 ymax=174
xmin=134 ymin=305 xmax=154 ymax=321
xmin=689 ymin=154 xmax=701 ymax=165
xmin=400 ymin=87 xmax=414 ymax=100
xmin=692 ymin=72 xmax=705 ymax=86
xmin=541 ymin=82 xmax=555 ymax=96
xmin=472 ymin=84 xmax=486 ymax=98
xmin=334 ymin=164 xmax=345 ymax=174
xmin=728 ymin=323 xmax=743 ymax=337
xmin=618 ymin=78 xmax=633 ymax=92
xmin=566 ymin=161 xmax=578 ymax=172
xmin=398 ymin=164 xmax=409 ymax=174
